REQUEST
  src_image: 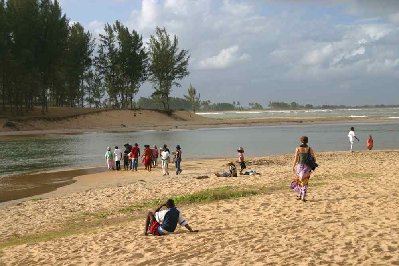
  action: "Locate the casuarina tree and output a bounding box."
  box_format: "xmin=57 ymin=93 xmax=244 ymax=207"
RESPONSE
xmin=184 ymin=84 xmax=200 ymax=112
xmin=148 ymin=27 xmax=190 ymax=110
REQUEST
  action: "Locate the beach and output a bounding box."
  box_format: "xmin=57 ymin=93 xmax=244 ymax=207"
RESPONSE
xmin=1 ymin=150 xmax=398 ymax=265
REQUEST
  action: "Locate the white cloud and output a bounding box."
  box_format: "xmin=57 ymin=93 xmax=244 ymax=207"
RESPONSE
xmin=198 ymin=46 xmax=250 ymax=70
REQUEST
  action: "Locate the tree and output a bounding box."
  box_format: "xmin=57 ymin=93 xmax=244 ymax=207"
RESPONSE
xmin=148 ymin=27 xmax=190 ymax=110
xmin=113 ymin=21 xmax=148 ymax=109
xmin=64 ymin=22 xmax=94 ymax=107
xmin=184 ymin=84 xmax=200 ymax=112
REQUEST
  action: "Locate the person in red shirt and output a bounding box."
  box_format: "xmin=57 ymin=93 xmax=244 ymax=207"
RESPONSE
xmin=130 ymin=143 xmax=140 ymax=171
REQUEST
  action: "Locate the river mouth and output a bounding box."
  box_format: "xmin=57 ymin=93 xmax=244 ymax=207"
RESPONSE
xmin=0 ymin=167 xmax=105 ymax=203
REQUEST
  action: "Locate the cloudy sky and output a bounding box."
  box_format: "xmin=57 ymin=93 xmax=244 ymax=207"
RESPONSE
xmin=59 ymin=0 xmax=399 ymax=106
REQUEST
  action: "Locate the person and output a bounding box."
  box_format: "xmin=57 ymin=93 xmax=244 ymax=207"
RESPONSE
xmin=130 ymin=143 xmax=140 ymax=171
xmin=175 ymin=145 xmax=182 ymax=175
xmin=104 ymin=147 xmax=115 ymax=170
xmin=292 ymin=136 xmax=316 ymax=202
xmin=237 ymin=147 xmax=246 ymax=174
xmin=142 ymin=144 xmax=152 ymax=172
xmin=161 ymin=147 xmax=170 ymax=176
xmin=367 ymin=135 xmax=374 ymax=150
xmin=144 ymin=199 xmax=198 ymax=236
xmin=114 ymin=146 xmax=123 ymax=171
xmin=348 ymin=127 xmax=360 ymax=152
xmin=123 ymin=144 xmax=130 ymax=171
xmin=162 ymin=144 xmax=170 ymax=153
xmin=152 ymin=145 xmax=159 ymax=168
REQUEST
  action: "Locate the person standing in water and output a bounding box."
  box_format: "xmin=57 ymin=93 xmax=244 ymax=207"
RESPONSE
xmin=348 ymin=127 xmax=359 ymax=152
xmin=367 ymin=135 xmax=374 ymax=150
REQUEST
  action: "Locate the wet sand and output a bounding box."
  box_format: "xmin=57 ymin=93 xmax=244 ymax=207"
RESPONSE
xmin=0 ymin=168 xmax=106 ymax=203
xmin=0 ymin=150 xmax=398 ymax=265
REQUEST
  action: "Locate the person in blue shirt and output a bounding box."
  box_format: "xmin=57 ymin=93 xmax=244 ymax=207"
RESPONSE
xmin=144 ymin=199 xmax=198 ymax=236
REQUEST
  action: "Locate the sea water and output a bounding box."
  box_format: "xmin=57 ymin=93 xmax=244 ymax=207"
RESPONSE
xmin=0 ymin=122 xmax=398 ymax=178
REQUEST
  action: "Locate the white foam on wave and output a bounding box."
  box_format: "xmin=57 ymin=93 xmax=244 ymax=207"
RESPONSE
xmin=305 ymin=109 xmax=332 ymax=113
xmin=196 ymin=112 xmax=222 ymax=115
xmin=234 ymin=111 xmax=262 ymax=114
xmin=349 ymin=115 xmax=367 ymax=118
xmin=388 ymin=116 xmax=399 ymax=119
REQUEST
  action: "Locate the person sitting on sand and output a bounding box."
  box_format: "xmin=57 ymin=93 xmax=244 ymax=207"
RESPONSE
xmin=144 ymin=199 xmax=198 ymax=236
xmin=367 ymin=135 xmax=374 ymax=150
xmin=348 ymin=127 xmax=360 ymax=152
xmin=105 ymin=147 xmax=115 ymax=170
xmin=292 ymin=136 xmax=316 ymax=202
xmin=237 ymin=147 xmax=246 ymax=174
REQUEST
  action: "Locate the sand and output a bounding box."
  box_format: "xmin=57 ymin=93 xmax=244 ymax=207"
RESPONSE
xmin=0 ymin=109 xmax=393 ymax=136
xmin=0 ymin=150 xmax=398 ymax=265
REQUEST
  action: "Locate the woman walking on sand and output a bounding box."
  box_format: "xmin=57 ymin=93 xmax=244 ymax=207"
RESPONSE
xmin=292 ymin=136 xmax=316 ymax=202
xmin=367 ymin=135 xmax=374 ymax=150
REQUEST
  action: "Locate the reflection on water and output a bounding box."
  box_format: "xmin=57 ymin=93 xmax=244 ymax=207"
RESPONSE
xmin=0 ymin=122 xmax=398 ymax=178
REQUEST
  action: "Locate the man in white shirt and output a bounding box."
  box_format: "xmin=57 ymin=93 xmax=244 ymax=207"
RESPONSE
xmin=348 ymin=127 xmax=360 ymax=152
xmin=144 ymin=199 xmax=198 ymax=236
xmin=160 ymin=148 xmax=170 ymax=176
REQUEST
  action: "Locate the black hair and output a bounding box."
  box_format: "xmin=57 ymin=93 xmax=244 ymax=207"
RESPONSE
xmin=115 ymin=146 xmax=118 ymax=149
xmin=351 ymin=127 xmax=354 ymax=131
xmin=166 ymin=199 xmax=175 ymax=208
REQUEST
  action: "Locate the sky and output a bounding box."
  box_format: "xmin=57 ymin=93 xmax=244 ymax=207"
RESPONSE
xmin=58 ymin=0 xmax=399 ymax=106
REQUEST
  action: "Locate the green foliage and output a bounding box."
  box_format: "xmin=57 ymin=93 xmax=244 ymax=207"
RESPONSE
xmin=136 ymin=96 xmax=192 ymax=110
xmin=249 ymin=102 xmax=263 ymax=110
xmin=148 ymin=27 xmax=190 ymax=110
xmin=184 ymin=84 xmax=201 ymax=112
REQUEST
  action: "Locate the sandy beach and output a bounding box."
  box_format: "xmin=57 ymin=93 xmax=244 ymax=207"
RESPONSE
xmin=0 ymin=109 xmax=395 ymax=136
xmin=0 ymin=150 xmax=398 ymax=265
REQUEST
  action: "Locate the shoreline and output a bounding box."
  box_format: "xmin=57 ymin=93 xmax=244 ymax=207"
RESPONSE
xmin=1 ymin=149 xmax=398 ymax=207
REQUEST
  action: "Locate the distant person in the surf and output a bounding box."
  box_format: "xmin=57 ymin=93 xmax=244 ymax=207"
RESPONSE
xmin=348 ymin=127 xmax=360 ymax=152
xmin=105 ymin=147 xmax=115 ymax=170
xmin=367 ymin=135 xmax=374 ymax=150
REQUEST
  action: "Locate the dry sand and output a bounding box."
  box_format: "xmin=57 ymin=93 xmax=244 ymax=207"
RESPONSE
xmin=0 ymin=150 xmax=398 ymax=265
xmin=0 ymin=109 xmax=393 ymax=136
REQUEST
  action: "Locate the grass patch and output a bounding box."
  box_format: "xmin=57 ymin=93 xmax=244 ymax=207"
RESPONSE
xmin=0 ymin=181 xmax=324 ymax=249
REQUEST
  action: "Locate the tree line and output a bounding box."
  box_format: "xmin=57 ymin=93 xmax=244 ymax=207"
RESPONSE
xmin=0 ymin=0 xmax=189 ymax=115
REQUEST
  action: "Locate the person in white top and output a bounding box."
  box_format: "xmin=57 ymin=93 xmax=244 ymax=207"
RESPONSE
xmin=114 ymin=146 xmax=123 ymax=170
xmin=160 ymin=148 xmax=170 ymax=176
xmin=348 ymin=127 xmax=359 ymax=152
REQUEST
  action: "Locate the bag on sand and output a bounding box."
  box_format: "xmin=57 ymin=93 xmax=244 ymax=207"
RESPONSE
xmin=305 ymin=148 xmax=318 ymax=171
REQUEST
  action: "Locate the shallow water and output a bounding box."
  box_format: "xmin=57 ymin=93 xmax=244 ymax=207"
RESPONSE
xmin=0 ymin=122 xmax=398 ymax=178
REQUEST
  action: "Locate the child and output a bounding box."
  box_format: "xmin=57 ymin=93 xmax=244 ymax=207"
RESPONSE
xmin=228 ymin=162 xmax=237 ymax=177
xmin=105 ymin=147 xmax=115 ymax=170
xmin=367 ymin=135 xmax=374 ymax=150
xmin=237 ymin=147 xmax=246 ymax=174
xmin=348 ymin=127 xmax=360 ymax=152
xmin=114 ymin=146 xmax=122 ymax=171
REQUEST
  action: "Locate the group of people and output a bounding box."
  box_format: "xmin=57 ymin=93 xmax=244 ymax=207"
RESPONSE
xmin=348 ymin=127 xmax=374 ymax=152
xmin=104 ymin=143 xmax=183 ymax=175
